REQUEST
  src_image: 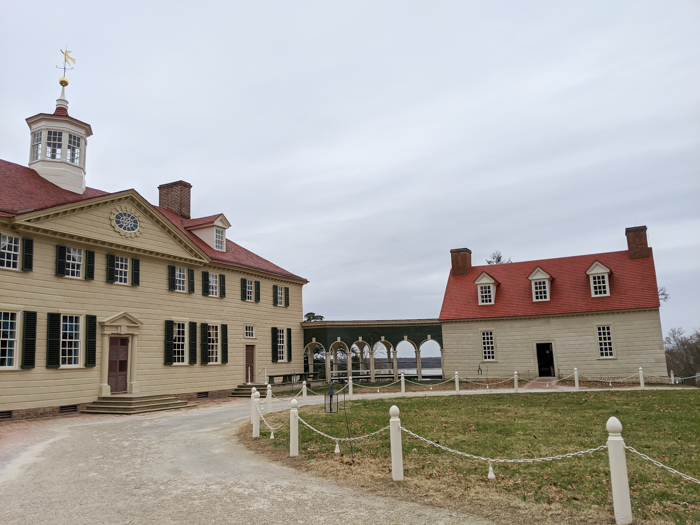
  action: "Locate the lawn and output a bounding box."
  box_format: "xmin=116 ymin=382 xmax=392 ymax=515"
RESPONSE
xmin=241 ymin=389 xmax=700 ymax=524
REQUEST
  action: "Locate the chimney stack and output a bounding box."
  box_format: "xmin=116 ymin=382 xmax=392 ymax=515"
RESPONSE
xmin=450 ymin=248 xmax=472 ymax=276
xmin=625 ymin=226 xmax=650 ymax=259
xmin=158 ymin=181 xmax=192 ymax=219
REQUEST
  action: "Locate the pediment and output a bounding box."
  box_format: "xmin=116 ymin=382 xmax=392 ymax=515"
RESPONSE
xmin=100 ymin=311 xmax=143 ymax=328
xmin=474 ymin=272 xmax=497 ymax=285
xmin=586 ymin=261 xmax=611 ymax=275
xmin=528 ymin=267 xmax=552 ymax=281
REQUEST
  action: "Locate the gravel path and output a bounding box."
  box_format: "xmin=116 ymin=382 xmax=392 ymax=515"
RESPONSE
xmin=0 ymin=398 xmax=492 ymax=525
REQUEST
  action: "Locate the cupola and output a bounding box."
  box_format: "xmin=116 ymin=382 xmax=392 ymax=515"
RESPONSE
xmin=25 ymin=77 xmax=93 ymax=194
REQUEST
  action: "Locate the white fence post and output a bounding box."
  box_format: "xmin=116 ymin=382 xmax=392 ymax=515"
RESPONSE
xmin=639 ymin=367 xmax=645 ymax=390
xmin=250 ymin=387 xmax=257 ymax=424
xmin=670 ymin=371 xmax=674 ymax=385
xmin=252 ymin=391 xmax=261 ymax=438
xmin=401 ymin=373 xmax=405 ymax=395
xmin=302 ymin=381 xmax=307 ymax=404
xmin=349 ymin=376 xmax=353 ymax=398
xmin=266 ymin=384 xmax=272 ymax=413
xmin=290 ymin=399 xmax=298 ymax=457
xmin=514 ymin=371 xmax=518 ymax=393
xmin=455 ymin=371 xmax=459 ymax=393
xmin=606 ymin=417 xmax=633 ymax=525
xmin=389 ymin=405 xmax=404 ymax=481
xmin=575 ymin=368 xmax=579 ymax=391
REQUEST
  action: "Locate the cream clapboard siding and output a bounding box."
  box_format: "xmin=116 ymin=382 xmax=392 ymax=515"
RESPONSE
xmin=441 ymin=309 xmax=667 ymax=379
xmin=0 ymin=224 xmax=304 ymax=411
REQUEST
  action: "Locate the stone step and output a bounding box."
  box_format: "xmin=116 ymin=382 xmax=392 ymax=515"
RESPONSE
xmin=83 ymin=394 xmax=192 ymax=415
xmin=82 ymin=403 xmax=194 ymax=415
xmin=94 ymin=395 xmax=184 ymax=407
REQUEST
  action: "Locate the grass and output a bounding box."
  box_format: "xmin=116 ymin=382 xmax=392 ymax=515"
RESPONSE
xmin=240 ymin=389 xmax=700 ymax=524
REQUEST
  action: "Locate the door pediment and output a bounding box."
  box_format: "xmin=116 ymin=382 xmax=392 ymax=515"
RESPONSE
xmin=100 ymin=311 xmax=143 ymax=334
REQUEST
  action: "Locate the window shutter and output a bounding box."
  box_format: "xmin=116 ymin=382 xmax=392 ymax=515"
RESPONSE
xmin=241 ymin=278 xmax=247 ymax=301
xmin=46 ymin=313 xmax=61 ymax=368
xmin=255 ymin=281 xmax=260 ymax=303
xmin=168 ymin=265 xmax=176 ymax=290
xmin=106 ymin=254 xmax=116 ymax=283
xmin=85 ymin=250 xmax=95 ymax=280
xmin=202 ymin=271 xmax=209 ymax=296
xmin=85 ymin=315 xmax=97 ymax=367
xmin=219 ymin=274 xmax=226 ymax=298
xmin=188 ymin=269 xmax=195 ymax=293
xmin=164 ymin=320 xmax=174 ymax=365
xmin=21 ymin=311 xmax=37 ymax=369
xmin=188 ymin=321 xmax=197 ymax=364
xmin=21 ymin=238 xmax=34 ymax=272
xmin=271 ymin=327 xmax=278 ymax=363
xmin=55 ymin=245 xmax=67 ymax=276
xmin=287 ymin=328 xmax=292 ymax=362
xmin=284 ymin=287 xmax=290 ymax=307
xmin=221 ymin=324 xmax=228 ymax=364
xmin=200 ymin=323 xmax=209 ymax=364
xmin=131 ymin=258 xmax=140 ymax=286
xmin=272 ymin=285 xmax=278 ymax=306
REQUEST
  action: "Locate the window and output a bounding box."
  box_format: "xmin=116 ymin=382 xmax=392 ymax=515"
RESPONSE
xmin=65 ymin=247 xmax=83 ymax=278
xmin=597 ymin=326 xmax=613 ymax=358
xmin=245 ymin=325 xmax=255 ymax=338
xmin=533 ymin=280 xmax=548 ymax=301
xmin=474 ymin=272 xmax=497 ymax=305
xmin=46 ymin=130 xmax=62 ymax=160
xmin=175 ymin=267 xmax=186 ymax=292
xmin=215 ymin=228 xmax=224 ymax=251
xmin=67 ymin=134 xmax=81 ymax=164
xmin=591 ymin=274 xmax=608 ymax=296
xmin=61 ymin=315 xmax=81 ymax=366
xmin=31 ymin=131 xmax=42 ymax=161
xmin=277 ymin=286 xmax=284 ymax=307
xmin=0 ymin=312 xmax=18 ymax=369
xmin=173 ymin=322 xmax=187 ymax=364
xmin=114 ymin=256 xmax=129 ymax=284
xmin=209 ymin=273 xmax=219 ymax=297
xmin=0 ymin=234 xmax=20 ymax=270
xmin=208 ymin=325 xmax=220 ymax=364
xmin=481 ymin=331 xmax=495 ymax=361
xmin=479 ymin=285 xmax=493 ymax=305
xmin=277 ymin=328 xmax=285 ymax=362
xmin=246 ymin=280 xmax=254 ymax=301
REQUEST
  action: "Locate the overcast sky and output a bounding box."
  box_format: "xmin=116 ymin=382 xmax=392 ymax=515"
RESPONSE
xmin=1 ymin=1 xmax=698 ymax=336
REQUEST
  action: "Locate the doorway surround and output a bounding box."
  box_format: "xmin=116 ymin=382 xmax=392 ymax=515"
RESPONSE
xmin=99 ymin=312 xmax=144 ymax=396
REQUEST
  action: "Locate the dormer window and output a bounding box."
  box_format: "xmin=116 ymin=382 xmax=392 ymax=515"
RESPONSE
xmin=31 ymin=132 xmax=42 ymax=161
xmin=474 ymin=272 xmax=498 ymax=305
xmin=215 ymin=228 xmax=225 ymax=251
xmin=528 ymin=267 xmax=552 ymax=302
xmin=586 ymin=261 xmax=611 ymax=297
xmin=67 ymin=134 xmax=81 ymax=164
xmin=46 ymin=130 xmax=62 ymax=160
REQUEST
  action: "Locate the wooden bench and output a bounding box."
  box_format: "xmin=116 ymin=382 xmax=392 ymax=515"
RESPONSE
xmin=267 ymin=372 xmax=315 ymax=385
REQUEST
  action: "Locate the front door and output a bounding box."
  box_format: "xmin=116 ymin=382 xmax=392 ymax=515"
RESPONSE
xmin=245 ymin=345 xmax=255 ymax=383
xmin=536 ymin=343 xmax=555 ymax=377
xmin=108 ymin=337 xmax=129 ymax=393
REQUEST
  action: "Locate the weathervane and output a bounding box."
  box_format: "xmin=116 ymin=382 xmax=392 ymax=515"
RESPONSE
xmin=56 ymin=47 xmax=75 ymax=86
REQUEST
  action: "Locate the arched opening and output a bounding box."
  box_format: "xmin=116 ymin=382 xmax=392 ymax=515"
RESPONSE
xmin=329 ymin=341 xmax=349 ymax=380
xmin=352 ymin=341 xmax=371 ymax=377
xmin=372 ymin=340 xmax=394 ymax=381
xmin=419 ymin=339 xmax=442 ymax=378
xmin=303 ymin=342 xmax=326 ymax=380
xmin=395 ymin=340 xmax=418 ymax=376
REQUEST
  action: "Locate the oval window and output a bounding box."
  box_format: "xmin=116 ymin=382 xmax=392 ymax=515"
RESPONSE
xmin=114 ymin=211 xmax=139 ymax=233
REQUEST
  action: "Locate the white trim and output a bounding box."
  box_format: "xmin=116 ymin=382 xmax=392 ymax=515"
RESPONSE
xmin=172 ymin=321 xmax=188 ymax=365
xmin=0 ymin=310 xmax=20 ymax=370
xmin=480 ymin=330 xmax=496 ymax=361
xmin=244 ymin=325 xmax=256 ymax=339
xmin=64 ymin=247 xmax=83 ymax=279
xmin=0 ymin=232 xmax=21 ymax=271
xmin=60 ymin=314 xmax=82 ymax=368
xmin=597 ymin=324 xmax=614 ymax=358
xmin=207 ymin=323 xmax=221 ymax=364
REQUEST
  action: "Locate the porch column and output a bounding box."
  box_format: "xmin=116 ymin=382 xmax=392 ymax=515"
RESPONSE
xmin=99 ymin=333 xmax=111 ymax=397
xmin=415 ymin=347 xmax=422 ymax=381
xmin=392 ymin=348 xmax=398 ymax=381
xmin=129 ymin=335 xmax=140 ymax=394
xmin=325 ymin=351 xmax=331 ymax=384
xmin=369 ymin=348 xmax=375 ymax=382
xmin=333 ymin=348 xmax=338 ymax=374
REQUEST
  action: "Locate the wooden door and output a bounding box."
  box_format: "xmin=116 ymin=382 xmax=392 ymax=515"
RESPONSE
xmin=245 ymin=345 xmax=255 ymax=383
xmin=108 ymin=337 xmax=129 ymax=393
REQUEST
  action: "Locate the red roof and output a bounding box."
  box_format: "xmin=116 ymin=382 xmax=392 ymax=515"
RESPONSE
xmin=183 ymin=214 xmax=223 ymax=228
xmin=439 ymin=250 xmax=659 ymax=320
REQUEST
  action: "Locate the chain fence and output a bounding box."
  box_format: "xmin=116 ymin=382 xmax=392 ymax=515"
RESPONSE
xmin=625 ymin=446 xmax=700 ymax=485
xmin=298 ymin=415 xmax=389 ymax=445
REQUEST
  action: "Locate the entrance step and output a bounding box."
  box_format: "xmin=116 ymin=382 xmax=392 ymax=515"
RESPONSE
xmin=229 ymin=383 xmax=268 ymax=398
xmin=82 ymin=394 xmax=192 ymax=414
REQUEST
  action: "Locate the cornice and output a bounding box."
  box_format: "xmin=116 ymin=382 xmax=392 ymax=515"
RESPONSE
xmin=439 ymin=308 xmax=659 ymax=324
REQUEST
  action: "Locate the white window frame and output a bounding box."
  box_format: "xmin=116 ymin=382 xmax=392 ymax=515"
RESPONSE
xmin=208 ymin=273 xmax=219 ymax=297
xmin=246 ymin=279 xmax=254 ymax=302
xmin=173 ymin=321 xmax=187 ymax=365
xmin=586 ymin=261 xmax=611 ymax=298
xmin=65 ymin=247 xmax=83 ymax=279
xmin=479 ymin=285 xmax=493 ymax=305
xmin=277 ymin=328 xmax=285 ymax=362
xmin=474 ymin=272 xmax=497 ymax=305
xmin=214 ymin=228 xmax=225 ymax=251
xmin=60 ymin=314 xmax=82 ymax=367
xmin=481 ymin=331 xmax=496 ymax=361
xmin=244 ymin=325 xmax=255 ymax=338
xmin=276 ymin=286 xmax=284 ymax=307
xmin=67 ymin=134 xmax=81 ymax=165
xmin=31 ymin=131 xmax=42 ymax=161
xmin=208 ymin=324 xmax=220 ymax=364
xmin=46 ymin=130 xmax=63 ymax=160
xmin=0 ymin=311 xmax=19 ymax=370
xmin=0 ymin=233 xmax=21 ymax=271
xmin=597 ymin=325 xmax=614 ymax=358
xmin=532 ymin=280 xmax=549 ymax=301
xmin=114 ymin=256 xmax=129 ymax=285
xmin=174 ymin=267 xmax=186 ymax=292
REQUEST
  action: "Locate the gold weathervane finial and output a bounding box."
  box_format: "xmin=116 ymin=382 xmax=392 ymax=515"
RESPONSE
xmin=57 ymin=47 xmax=76 ymax=86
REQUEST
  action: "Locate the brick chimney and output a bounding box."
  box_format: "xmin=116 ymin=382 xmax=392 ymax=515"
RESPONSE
xmin=450 ymin=248 xmax=472 ymax=276
xmin=625 ymin=226 xmax=650 ymax=259
xmin=158 ymin=181 xmax=192 ymax=219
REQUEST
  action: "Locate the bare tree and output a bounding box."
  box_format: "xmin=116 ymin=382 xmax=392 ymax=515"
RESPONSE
xmin=304 ymin=312 xmax=324 ymax=322
xmin=658 ymin=287 xmax=670 ymax=303
xmin=486 ymin=250 xmax=511 ymax=264
xmin=665 ymin=328 xmax=700 ymax=377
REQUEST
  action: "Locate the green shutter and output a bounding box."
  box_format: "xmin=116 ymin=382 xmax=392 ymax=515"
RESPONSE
xmin=168 ymin=265 xmax=176 ymax=290
xmin=241 ymin=278 xmax=247 ymax=301
xmin=221 ymin=324 xmax=228 ymax=364
xmin=188 ymin=269 xmax=195 ymax=293
xmin=55 ymin=245 xmax=66 ymax=276
xmin=272 ymin=285 xmax=278 ymax=306
xmin=21 ymin=238 xmax=34 ymax=272
xmin=131 ymin=258 xmax=140 ymax=286
xmin=21 ymin=311 xmax=37 ymax=369
xmin=219 ymin=274 xmax=226 ymax=298
xmin=85 ymin=315 xmax=97 ymax=367
xmin=271 ymin=327 xmax=278 ymax=363
xmin=255 ymin=280 xmax=260 ymax=302
xmin=202 ymin=271 xmax=209 ymax=296
xmin=200 ymin=323 xmax=209 ymax=364
xmin=284 ymin=287 xmax=290 ymax=307
xmin=85 ymin=250 xmax=95 ymax=280
xmin=106 ymin=253 xmax=115 ymax=283
xmin=188 ymin=321 xmax=197 ymax=364
xmin=164 ymin=320 xmax=174 ymax=365
xmin=287 ymin=327 xmax=292 ymax=362
xmin=46 ymin=313 xmax=61 ymax=368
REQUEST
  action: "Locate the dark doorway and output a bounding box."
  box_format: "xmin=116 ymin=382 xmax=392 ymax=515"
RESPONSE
xmin=303 ymin=349 xmax=310 ymax=374
xmin=536 ymin=343 xmax=555 ymax=377
xmin=108 ymin=337 xmax=129 ymax=393
xmin=245 ymin=345 xmax=255 ymax=383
